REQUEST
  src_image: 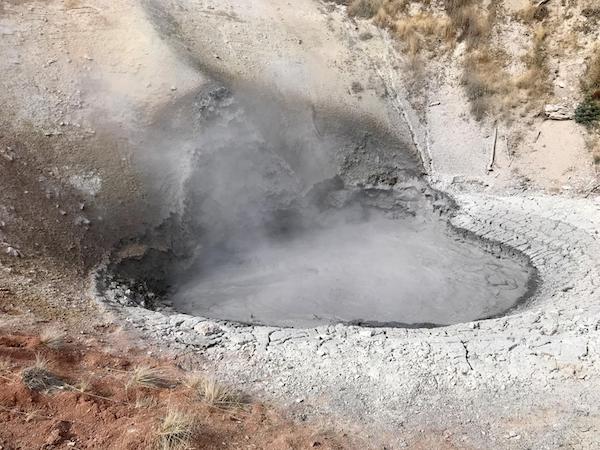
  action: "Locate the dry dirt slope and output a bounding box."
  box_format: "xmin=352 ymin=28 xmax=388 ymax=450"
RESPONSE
xmin=337 ymin=0 xmax=600 ymax=192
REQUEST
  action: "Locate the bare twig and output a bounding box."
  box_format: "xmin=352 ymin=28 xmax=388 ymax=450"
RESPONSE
xmin=585 ymin=184 xmax=600 ymax=198
xmin=487 ymin=127 xmax=498 ymax=172
xmin=0 ymin=405 xmax=91 ymax=426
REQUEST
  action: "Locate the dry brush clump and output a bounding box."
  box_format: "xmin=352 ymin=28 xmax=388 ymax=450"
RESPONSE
xmin=341 ymin=0 xmax=564 ymax=122
xmin=0 ymin=357 xmax=12 ymax=375
xmin=516 ymin=25 xmax=551 ymax=97
xmin=39 ymin=328 xmax=66 ymax=350
xmin=126 ymin=365 xmax=176 ymax=390
xmin=347 ymin=0 xmax=383 ymax=18
xmin=462 ymin=52 xmax=507 ymax=121
xmin=444 ymin=0 xmax=490 ymax=49
xmin=392 ymin=13 xmax=453 ymax=56
xmin=582 ymin=46 xmax=600 ymax=95
xmin=21 ymin=354 xmax=66 ymax=393
xmin=515 ymin=3 xmax=549 ymax=24
xmin=575 ymin=46 xmax=600 ymax=125
xmin=156 ymin=409 xmax=197 ymax=450
xmin=185 ymin=374 xmax=243 ymax=407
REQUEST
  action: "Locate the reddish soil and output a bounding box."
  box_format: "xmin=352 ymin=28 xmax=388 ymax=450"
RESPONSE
xmin=0 ymin=330 xmax=349 ymax=449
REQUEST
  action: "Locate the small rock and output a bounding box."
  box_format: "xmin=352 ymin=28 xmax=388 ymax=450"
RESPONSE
xmin=351 ymin=81 xmax=364 ymax=93
xmin=6 ymin=247 xmax=21 ymax=257
xmin=544 ymin=104 xmax=571 ymax=120
xmin=74 ymin=215 xmax=90 ymax=226
xmin=194 ymin=321 xmax=222 ymax=336
xmin=44 ymin=420 xmax=70 ymax=446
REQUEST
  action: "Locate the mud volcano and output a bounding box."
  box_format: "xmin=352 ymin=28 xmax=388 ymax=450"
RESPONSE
xmin=103 ymin=85 xmax=536 ymax=328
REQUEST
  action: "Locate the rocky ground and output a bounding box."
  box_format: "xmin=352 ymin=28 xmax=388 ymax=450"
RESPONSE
xmin=1 ymin=0 xmax=600 ymax=449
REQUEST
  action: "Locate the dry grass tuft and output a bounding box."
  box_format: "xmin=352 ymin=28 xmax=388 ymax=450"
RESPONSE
xmin=135 ymin=394 xmax=160 ymax=409
xmin=156 ymin=409 xmax=196 ymax=450
xmin=0 ymin=357 xmax=12 ymax=375
xmin=73 ymin=377 xmax=92 ymax=393
xmin=127 ymin=366 xmax=175 ymax=390
xmin=347 ymin=0 xmax=383 ymax=18
xmin=450 ymin=4 xmax=490 ymax=48
xmin=517 ymin=4 xmax=549 ymax=23
xmin=392 ymin=13 xmax=453 ymax=56
xmin=186 ymin=374 xmax=242 ymax=407
xmin=39 ymin=329 xmax=66 ymax=350
xmin=516 ymin=24 xmax=551 ymax=100
xmin=21 ymin=354 xmax=66 ymax=393
xmin=583 ymin=47 xmax=600 ymax=94
xmin=345 ymin=0 xmax=556 ymax=122
xmin=461 ymin=50 xmax=513 ymax=121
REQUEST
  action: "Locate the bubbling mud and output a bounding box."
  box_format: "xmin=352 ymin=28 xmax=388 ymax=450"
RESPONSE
xmin=170 ymin=192 xmax=534 ymax=328
xmin=104 ymin=84 xmax=535 ymax=329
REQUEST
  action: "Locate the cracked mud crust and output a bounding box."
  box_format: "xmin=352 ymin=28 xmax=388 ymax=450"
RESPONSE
xmin=94 ymin=191 xmax=600 ymax=449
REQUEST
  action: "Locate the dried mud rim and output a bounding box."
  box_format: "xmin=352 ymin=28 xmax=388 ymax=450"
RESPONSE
xmin=93 ymin=204 xmax=539 ymax=330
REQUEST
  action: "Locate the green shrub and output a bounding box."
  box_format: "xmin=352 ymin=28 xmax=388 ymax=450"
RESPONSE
xmin=574 ymin=98 xmax=600 ymax=125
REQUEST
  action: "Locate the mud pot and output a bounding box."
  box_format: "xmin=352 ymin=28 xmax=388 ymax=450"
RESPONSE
xmin=99 ymin=84 xmax=536 ymax=328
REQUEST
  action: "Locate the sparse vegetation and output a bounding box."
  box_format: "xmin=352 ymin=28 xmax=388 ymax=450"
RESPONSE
xmin=186 ymin=374 xmax=242 ymax=407
xmin=127 ymin=365 xmax=175 ymax=390
xmin=516 ymin=4 xmax=549 ymax=23
xmin=582 ymin=48 xmax=600 ymax=94
xmin=156 ymin=409 xmax=196 ymax=450
xmin=574 ymin=98 xmax=600 ymax=125
xmin=576 ymin=48 xmax=600 ymax=125
xmin=39 ymin=328 xmax=66 ymax=349
xmin=446 ymin=2 xmax=490 ymax=48
xmin=516 ymin=24 xmax=552 ymax=106
xmin=462 ymin=50 xmax=513 ymax=121
xmin=347 ymin=0 xmax=382 ymax=18
xmin=135 ymin=394 xmax=160 ymax=409
xmin=341 ymin=0 xmax=562 ymax=122
xmin=72 ymin=377 xmax=92 ymax=393
xmin=0 ymin=357 xmax=12 ymax=375
xmin=21 ymin=354 xmax=66 ymax=393
xmin=392 ymin=13 xmax=453 ymax=56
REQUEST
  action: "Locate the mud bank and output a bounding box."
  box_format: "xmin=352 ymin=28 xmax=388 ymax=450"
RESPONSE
xmin=92 ymin=76 xmax=536 ymax=329
xmin=93 ymin=191 xmax=600 ymax=449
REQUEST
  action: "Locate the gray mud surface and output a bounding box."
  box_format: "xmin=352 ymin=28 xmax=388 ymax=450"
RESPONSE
xmin=105 ymin=83 xmax=535 ymax=328
xmin=172 ymin=203 xmax=534 ymax=328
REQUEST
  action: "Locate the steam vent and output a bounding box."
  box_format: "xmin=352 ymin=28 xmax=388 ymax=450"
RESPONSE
xmin=1 ymin=0 xmax=600 ymax=448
